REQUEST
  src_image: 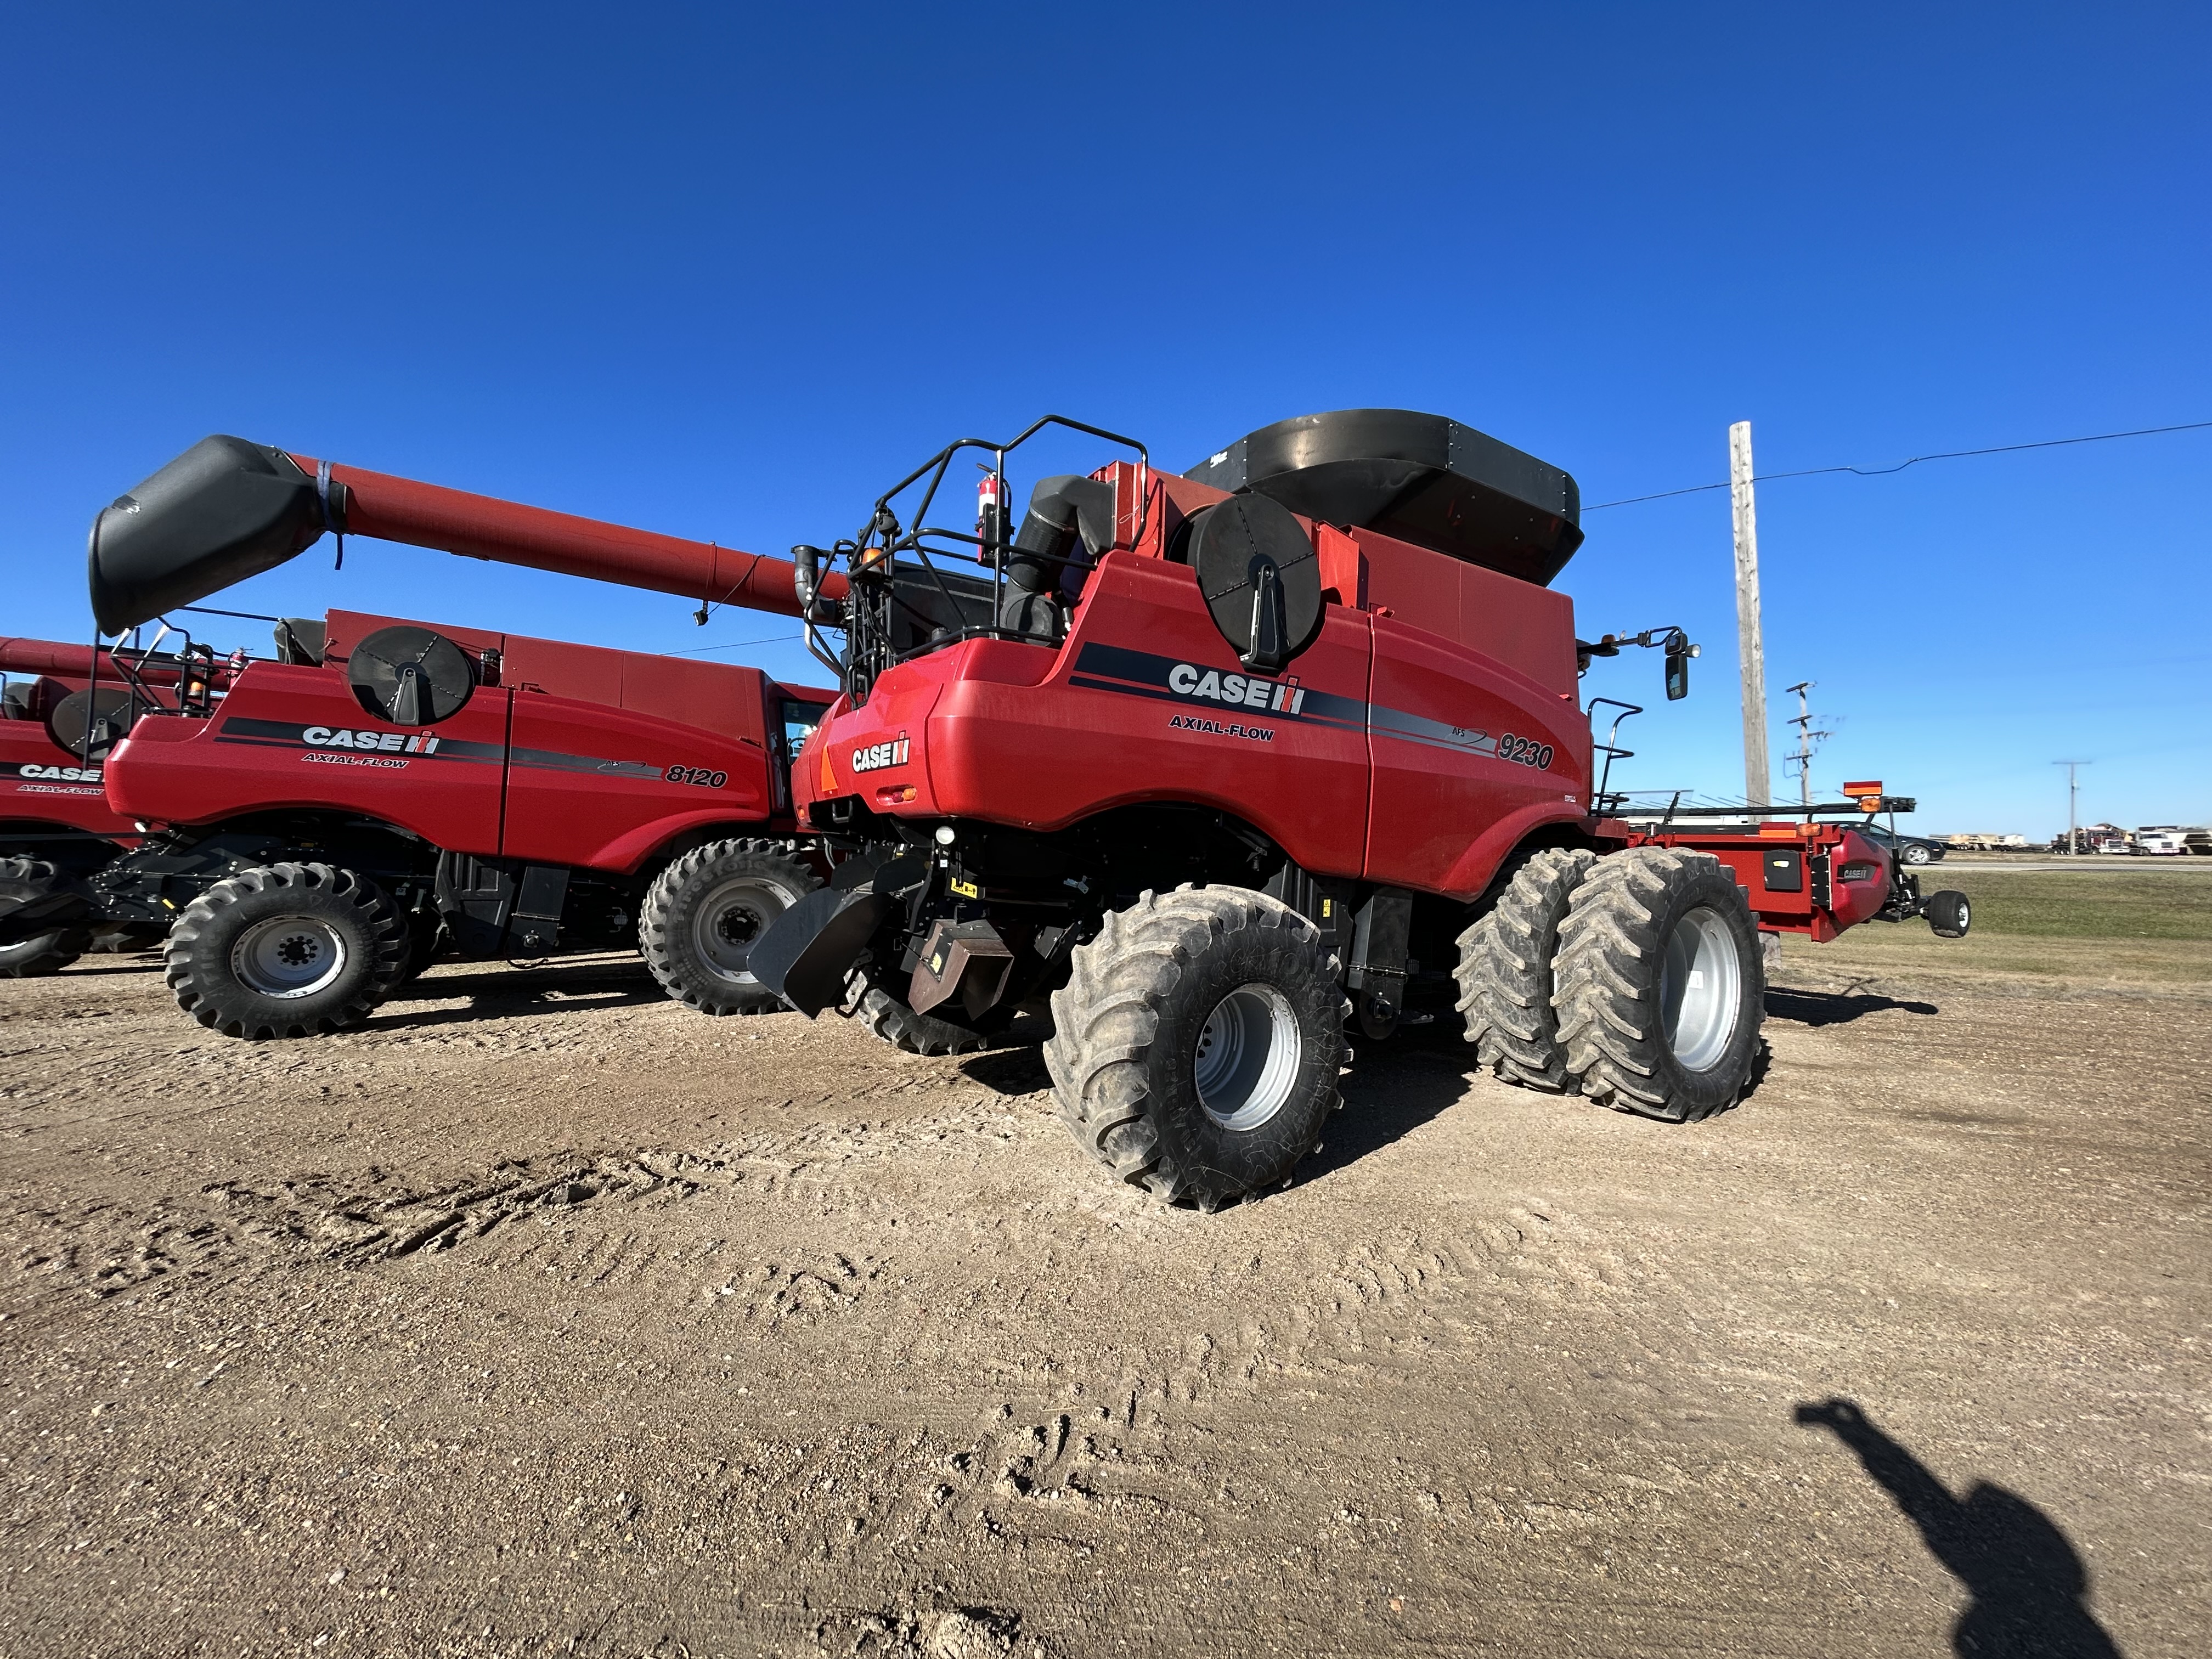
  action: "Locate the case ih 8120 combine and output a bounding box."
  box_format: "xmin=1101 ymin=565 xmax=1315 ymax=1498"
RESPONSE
xmin=79 ymin=438 xmax=836 ymax=1038
xmin=86 ymin=412 xmax=1963 ymax=1205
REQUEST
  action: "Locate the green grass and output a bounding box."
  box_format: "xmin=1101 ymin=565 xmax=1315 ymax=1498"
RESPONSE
xmin=1783 ymin=865 xmax=2212 ymax=988
xmin=1923 ymin=867 xmax=2212 ymax=940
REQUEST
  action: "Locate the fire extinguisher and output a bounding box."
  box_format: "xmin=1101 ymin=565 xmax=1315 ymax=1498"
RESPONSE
xmin=975 ymin=469 xmax=1006 ymax=568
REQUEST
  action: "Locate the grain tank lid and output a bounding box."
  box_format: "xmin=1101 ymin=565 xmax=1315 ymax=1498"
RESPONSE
xmin=1183 ymin=409 xmax=1584 ymax=586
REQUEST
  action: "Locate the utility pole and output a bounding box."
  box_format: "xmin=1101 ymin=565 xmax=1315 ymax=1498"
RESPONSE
xmin=1783 ymin=680 xmax=1832 ymax=809
xmin=1730 ymin=421 xmax=1770 ymax=806
xmin=2053 ymin=759 xmax=2090 ymax=854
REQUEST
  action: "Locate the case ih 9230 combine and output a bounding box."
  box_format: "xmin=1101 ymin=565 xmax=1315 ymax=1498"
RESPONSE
xmin=73 ymin=439 xmax=837 ymax=1039
xmin=84 ymin=411 xmax=1963 ymax=1205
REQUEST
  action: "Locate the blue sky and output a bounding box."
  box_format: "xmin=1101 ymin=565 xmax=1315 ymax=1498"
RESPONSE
xmin=3 ymin=4 xmax=2205 ymax=838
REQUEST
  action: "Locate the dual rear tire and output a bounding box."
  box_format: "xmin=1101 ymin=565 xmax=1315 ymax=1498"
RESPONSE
xmin=1459 ymin=845 xmax=1766 ymax=1122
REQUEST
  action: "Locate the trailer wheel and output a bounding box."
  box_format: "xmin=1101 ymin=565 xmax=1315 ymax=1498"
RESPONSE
xmin=1455 ymin=847 xmax=1598 ymax=1091
xmin=1551 ymin=847 xmax=1765 ymax=1122
xmin=640 ymin=839 xmax=822 ymax=1015
xmin=1045 ymin=885 xmax=1344 ymax=1210
xmin=1924 ymin=890 xmax=1971 ymax=938
xmin=165 ymin=862 xmax=405 ymax=1039
xmin=0 ymin=859 xmax=90 ymax=978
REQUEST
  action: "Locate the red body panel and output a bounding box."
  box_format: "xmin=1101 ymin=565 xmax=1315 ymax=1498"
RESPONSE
xmin=1 ymin=715 xmax=137 ymax=840
xmin=103 ymin=610 xmax=830 ymax=876
xmin=1363 ymin=616 xmax=1588 ymax=894
xmin=106 ymin=663 xmax=515 ymax=853
xmin=797 ymin=524 xmax=1592 ymax=901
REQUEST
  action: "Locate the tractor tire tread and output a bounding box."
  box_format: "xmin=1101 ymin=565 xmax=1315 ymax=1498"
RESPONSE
xmin=0 ymin=858 xmax=91 ymax=977
xmin=1551 ymin=846 xmax=1765 ymax=1122
xmin=1044 ymin=884 xmax=1343 ymax=1210
xmin=1455 ymin=846 xmax=1598 ymax=1091
xmin=164 ymin=862 xmax=405 ymax=1040
xmin=639 ymin=839 xmax=822 ymax=1016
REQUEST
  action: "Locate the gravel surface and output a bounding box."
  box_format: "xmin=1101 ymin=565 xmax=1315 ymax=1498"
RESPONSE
xmin=2 ymin=941 xmax=2205 ymax=1657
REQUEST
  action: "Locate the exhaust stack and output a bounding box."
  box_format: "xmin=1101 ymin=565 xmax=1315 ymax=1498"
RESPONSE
xmin=88 ymin=436 xmax=847 ymax=635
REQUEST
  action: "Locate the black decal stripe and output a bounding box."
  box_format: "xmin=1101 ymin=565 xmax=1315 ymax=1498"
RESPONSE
xmin=1069 ymin=674 xmax=1365 ymax=734
xmin=508 ymin=747 xmax=666 ymax=780
xmin=1068 ymin=643 xmax=1370 ymax=731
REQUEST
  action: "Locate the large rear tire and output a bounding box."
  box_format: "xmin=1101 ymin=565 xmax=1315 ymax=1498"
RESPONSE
xmin=640 ymin=839 xmax=822 ymax=1015
xmin=165 ymin=862 xmax=406 ymax=1040
xmin=1455 ymin=847 xmax=1598 ymax=1091
xmin=1551 ymin=847 xmax=1765 ymax=1122
xmin=1045 ymin=885 xmax=1344 ymax=1210
xmin=0 ymin=859 xmax=90 ymax=978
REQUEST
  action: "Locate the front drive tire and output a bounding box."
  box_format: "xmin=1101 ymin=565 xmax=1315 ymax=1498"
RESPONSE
xmin=0 ymin=857 xmax=90 ymax=978
xmin=640 ymin=839 xmax=822 ymax=1015
xmin=1900 ymin=843 xmax=1934 ymax=866
xmin=165 ymin=862 xmax=406 ymax=1040
xmin=1045 ymin=885 xmax=1345 ymax=1210
xmin=1551 ymin=847 xmax=1765 ymax=1122
xmin=1455 ymin=847 xmax=1598 ymax=1091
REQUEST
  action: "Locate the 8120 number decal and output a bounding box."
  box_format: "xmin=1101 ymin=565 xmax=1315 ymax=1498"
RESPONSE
xmin=1496 ymin=733 xmax=1554 ymax=770
xmin=665 ymin=764 xmax=729 ymax=788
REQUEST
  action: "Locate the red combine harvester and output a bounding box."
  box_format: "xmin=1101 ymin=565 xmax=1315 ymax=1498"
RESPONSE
xmin=743 ymin=410 xmax=1971 ymax=1206
xmin=0 ymin=633 xmax=247 ymax=973
xmin=87 ymin=414 xmax=1965 ymax=1209
xmin=81 ymin=437 xmax=837 ymax=1037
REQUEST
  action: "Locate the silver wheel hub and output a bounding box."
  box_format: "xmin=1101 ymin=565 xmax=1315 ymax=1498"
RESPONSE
xmin=1660 ymin=905 xmax=1742 ymax=1073
xmin=232 ymin=915 xmax=348 ymax=1000
xmin=693 ymin=876 xmax=797 ymax=985
xmin=1193 ymin=983 xmax=1302 ymax=1131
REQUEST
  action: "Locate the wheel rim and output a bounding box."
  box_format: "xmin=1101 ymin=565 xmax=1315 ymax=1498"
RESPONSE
xmin=1659 ymin=905 xmax=1741 ymax=1073
xmin=1193 ymin=983 xmax=1302 ymax=1131
xmin=692 ymin=876 xmax=798 ymax=985
xmin=231 ymin=916 xmax=348 ymax=999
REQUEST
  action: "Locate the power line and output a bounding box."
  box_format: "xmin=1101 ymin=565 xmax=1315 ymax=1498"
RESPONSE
xmin=666 ymin=633 xmax=793 ymax=656
xmin=1583 ymin=417 xmax=2212 ymax=512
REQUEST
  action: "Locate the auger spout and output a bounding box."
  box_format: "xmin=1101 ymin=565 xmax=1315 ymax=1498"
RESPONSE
xmin=87 ymin=436 xmax=847 ymax=635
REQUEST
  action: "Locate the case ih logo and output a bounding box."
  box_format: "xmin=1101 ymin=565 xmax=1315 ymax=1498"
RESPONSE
xmin=850 ymin=735 xmax=910 ymax=773
xmin=302 ymin=726 xmax=444 ymax=754
xmin=17 ymin=764 xmax=101 ymax=782
xmin=1165 ymin=663 xmax=1307 ymax=715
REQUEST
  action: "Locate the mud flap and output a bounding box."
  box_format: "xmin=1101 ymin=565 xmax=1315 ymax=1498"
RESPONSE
xmin=751 ymin=887 xmax=894 ymax=1017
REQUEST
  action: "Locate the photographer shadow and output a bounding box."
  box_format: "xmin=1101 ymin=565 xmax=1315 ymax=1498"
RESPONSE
xmin=1796 ymin=1397 xmax=2122 ymax=1657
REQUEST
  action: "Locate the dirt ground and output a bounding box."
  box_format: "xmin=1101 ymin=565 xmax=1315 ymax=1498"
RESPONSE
xmin=3 ymin=883 xmax=2207 ymax=1657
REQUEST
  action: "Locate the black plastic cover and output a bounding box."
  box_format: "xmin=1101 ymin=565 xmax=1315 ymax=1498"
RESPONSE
xmin=88 ymin=436 xmax=333 ymax=634
xmin=46 ymin=687 xmax=139 ymax=760
xmin=1189 ymin=495 xmax=1323 ymax=669
xmin=346 ymin=627 xmax=477 ymax=726
xmin=1184 ymin=409 xmax=1583 ymax=586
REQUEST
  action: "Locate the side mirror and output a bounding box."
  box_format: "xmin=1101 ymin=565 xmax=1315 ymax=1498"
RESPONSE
xmin=1665 ymin=648 xmax=1690 ymax=701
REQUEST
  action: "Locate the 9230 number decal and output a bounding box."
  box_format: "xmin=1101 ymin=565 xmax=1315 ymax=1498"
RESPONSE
xmin=1496 ymin=733 xmax=1554 ymax=770
xmin=665 ymin=764 xmax=729 ymax=788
